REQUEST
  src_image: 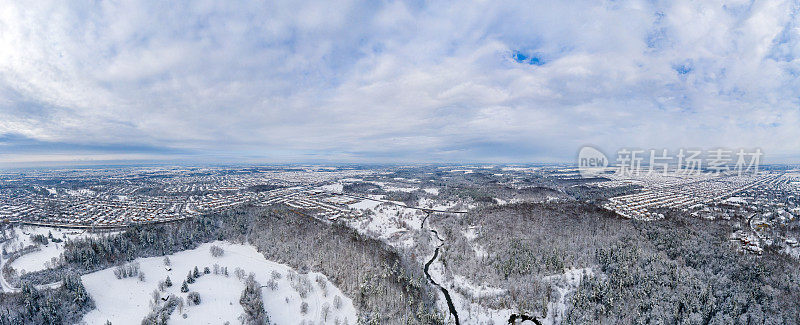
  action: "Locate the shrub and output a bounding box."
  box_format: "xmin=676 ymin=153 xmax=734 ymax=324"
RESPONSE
xmin=186 ymin=292 xmax=201 ymax=306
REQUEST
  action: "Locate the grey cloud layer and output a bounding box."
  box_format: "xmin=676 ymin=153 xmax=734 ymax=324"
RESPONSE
xmin=1 ymin=0 xmax=798 ymax=163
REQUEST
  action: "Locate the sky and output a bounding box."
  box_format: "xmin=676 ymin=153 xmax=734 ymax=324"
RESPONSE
xmin=0 ymin=0 xmax=799 ymax=166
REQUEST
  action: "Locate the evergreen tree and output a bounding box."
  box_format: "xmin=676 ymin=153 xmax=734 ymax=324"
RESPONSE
xmin=239 ymin=274 xmax=268 ymax=324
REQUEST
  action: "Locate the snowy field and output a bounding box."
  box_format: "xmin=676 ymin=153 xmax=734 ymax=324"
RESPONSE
xmin=5 ymin=226 xmax=113 ymax=274
xmin=9 ymin=242 xmax=64 ymax=273
xmin=347 ymin=195 xmax=384 ymax=210
xmin=423 ymin=188 xmax=439 ymax=195
xmin=81 ymin=242 xmax=357 ymax=325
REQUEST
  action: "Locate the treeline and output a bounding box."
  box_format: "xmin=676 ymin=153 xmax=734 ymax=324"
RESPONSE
xmin=57 ymin=215 xmax=223 ymax=274
xmin=382 ymin=191 xmax=422 ymax=206
xmin=22 ymin=210 xmax=225 ymax=286
xmin=343 ymin=182 xmax=382 ymax=194
xmin=24 ymin=205 xmax=443 ymax=324
xmin=564 ymin=184 xmax=641 ymax=201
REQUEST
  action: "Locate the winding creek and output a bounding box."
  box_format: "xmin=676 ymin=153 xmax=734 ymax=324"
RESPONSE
xmin=421 ymin=212 xmax=460 ymax=325
xmin=420 ymin=212 xmax=543 ymax=325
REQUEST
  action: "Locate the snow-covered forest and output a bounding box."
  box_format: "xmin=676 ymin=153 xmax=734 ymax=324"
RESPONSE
xmin=3 ymin=205 xmax=442 ymax=324
xmin=430 ymin=201 xmax=800 ymax=323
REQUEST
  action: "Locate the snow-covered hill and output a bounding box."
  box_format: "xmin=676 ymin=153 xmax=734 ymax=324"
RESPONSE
xmin=81 ymin=241 xmax=357 ymax=324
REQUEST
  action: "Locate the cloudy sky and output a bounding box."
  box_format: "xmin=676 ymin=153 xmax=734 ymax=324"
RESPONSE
xmin=1 ymin=0 xmax=799 ymax=165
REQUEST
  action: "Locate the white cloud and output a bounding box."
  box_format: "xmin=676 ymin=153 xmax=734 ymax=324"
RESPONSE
xmin=0 ymin=0 xmax=798 ymax=163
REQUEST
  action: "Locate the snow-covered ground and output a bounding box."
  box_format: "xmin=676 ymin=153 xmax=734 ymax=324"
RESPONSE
xmin=81 ymin=241 xmax=357 ymax=325
xmin=432 ymin=265 xmax=593 ymax=325
xmin=462 ymin=227 xmax=478 ymax=241
xmin=461 ymin=226 xmax=488 ymax=259
xmin=540 ymin=267 xmax=593 ymax=325
xmin=347 ymin=196 xmax=385 ymax=210
xmin=418 ymin=198 xmax=460 ymax=211
xmin=4 ymin=226 xmax=113 ymax=274
xmin=725 ymin=196 xmax=747 ymax=203
xmin=346 ymin=203 xmax=424 ymax=250
xmin=344 ymin=194 xmax=470 ymax=250
xmin=423 ymin=188 xmax=440 ymax=195
xmin=10 ymin=242 xmax=64 ymax=273
xmin=426 ymin=247 xmax=511 ymax=325
xmin=452 ymin=275 xmax=506 ymax=299
xmin=430 ymin=225 xmax=592 ymax=325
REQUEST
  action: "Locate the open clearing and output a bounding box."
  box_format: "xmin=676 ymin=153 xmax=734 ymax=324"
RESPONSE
xmin=81 ymin=241 xmax=357 ymax=324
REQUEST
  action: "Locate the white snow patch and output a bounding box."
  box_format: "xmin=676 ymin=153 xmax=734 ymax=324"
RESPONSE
xmin=346 ymin=204 xmax=424 ymax=249
xmin=540 ymin=267 xmax=593 ymax=325
xmin=418 ymin=198 xmax=461 ymax=211
xmin=81 ymin=242 xmax=357 ymax=325
xmin=452 ymin=275 xmax=506 ymax=299
xmin=423 ymin=188 xmax=439 ymax=195
xmin=462 ymin=226 xmax=480 ymax=241
xmin=10 ymin=243 xmax=63 ymax=273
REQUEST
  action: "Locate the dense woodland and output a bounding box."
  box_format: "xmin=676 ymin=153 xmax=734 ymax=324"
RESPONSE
xmin=431 ymin=202 xmax=626 ymax=313
xmin=0 ymin=272 xmax=93 ymax=324
xmin=431 ymin=202 xmax=800 ymax=324
xmin=566 ymin=212 xmax=800 ymax=324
